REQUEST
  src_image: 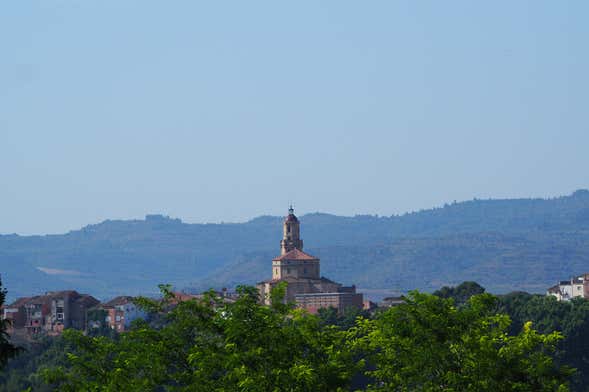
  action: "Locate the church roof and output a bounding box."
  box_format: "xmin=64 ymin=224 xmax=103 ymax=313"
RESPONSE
xmin=273 ymin=248 xmax=319 ymax=261
xmin=257 ymin=276 xmax=336 ymax=285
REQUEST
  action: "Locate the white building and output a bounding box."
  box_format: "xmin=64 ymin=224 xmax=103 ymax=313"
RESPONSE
xmin=547 ymin=274 xmax=589 ymax=301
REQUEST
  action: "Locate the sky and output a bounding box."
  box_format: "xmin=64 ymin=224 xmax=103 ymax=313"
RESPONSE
xmin=1 ymin=1 xmax=588 ymax=235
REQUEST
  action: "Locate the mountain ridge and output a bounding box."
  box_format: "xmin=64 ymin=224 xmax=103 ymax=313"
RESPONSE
xmin=2 ymin=190 xmax=589 ymax=302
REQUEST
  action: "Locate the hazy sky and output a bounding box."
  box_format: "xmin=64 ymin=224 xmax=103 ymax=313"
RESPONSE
xmin=1 ymin=1 xmax=588 ymax=235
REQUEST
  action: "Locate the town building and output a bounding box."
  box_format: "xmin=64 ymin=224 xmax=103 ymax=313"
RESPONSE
xmin=547 ymin=273 xmax=589 ymax=301
xmin=257 ymin=207 xmax=363 ymax=314
xmin=363 ymin=299 xmax=378 ymax=311
xmin=379 ymin=296 xmax=405 ymax=308
xmin=89 ymin=296 xmax=147 ymax=332
xmin=2 ymin=296 xmax=31 ymax=332
xmin=169 ymin=289 xmax=238 ymax=306
xmin=3 ymin=290 xmax=99 ymax=336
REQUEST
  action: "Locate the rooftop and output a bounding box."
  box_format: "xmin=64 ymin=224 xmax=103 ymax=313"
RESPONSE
xmin=102 ymin=295 xmax=134 ymax=307
xmin=273 ymin=248 xmax=318 ymax=261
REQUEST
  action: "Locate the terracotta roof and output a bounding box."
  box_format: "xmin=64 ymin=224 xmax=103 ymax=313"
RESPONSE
xmin=45 ymin=290 xmax=80 ymax=299
xmin=75 ymin=295 xmax=100 ymax=307
xmin=272 ymin=248 xmax=318 ymax=261
xmin=46 ymin=290 xmax=78 ymax=296
xmin=103 ymin=296 xmax=134 ymax=307
xmin=547 ymin=285 xmax=560 ymax=293
xmin=28 ymin=295 xmax=52 ymax=306
xmin=170 ymin=292 xmax=202 ymax=304
xmin=260 ymin=276 xmax=337 ymax=285
xmin=8 ymin=297 xmax=33 ymax=308
xmin=7 ymin=291 xmax=96 ymax=308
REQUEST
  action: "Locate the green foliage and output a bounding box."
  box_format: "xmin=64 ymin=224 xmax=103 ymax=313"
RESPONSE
xmin=85 ymin=308 xmax=117 ymax=338
xmin=269 ymin=281 xmax=292 ymax=313
xmin=41 ymin=285 xmax=356 ymax=391
xmin=349 ymin=291 xmax=574 ymax=391
xmin=499 ymin=292 xmax=589 ymax=390
xmin=0 ymin=335 xmax=70 ymax=392
xmin=433 ymin=281 xmax=486 ymax=306
xmin=317 ymin=306 xmax=371 ymax=330
xmin=1 ymin=283 xmax=577 ymax=391
xmin=0 ymin=277 xmax=21 ymax=369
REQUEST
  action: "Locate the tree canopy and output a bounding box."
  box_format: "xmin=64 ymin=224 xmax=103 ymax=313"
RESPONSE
xmin=351 ymin=291 xmax=573 ymax=391
xmin=43 ymin=284 xmax=357 ymax=391
xmin=433 ymin=281 xmax=486 ymax=306
xmin=33 ymin=284 xmax=574 ymax=391
xmin=0 ymin=277 xmax=21 ymax=369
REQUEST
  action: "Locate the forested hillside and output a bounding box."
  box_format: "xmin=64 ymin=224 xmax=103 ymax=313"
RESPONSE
xmin=2 ymin=190 xmax=589 ymax=301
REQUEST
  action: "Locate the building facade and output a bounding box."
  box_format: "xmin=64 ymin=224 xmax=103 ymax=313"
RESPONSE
xmin=4 ymin=291 xmax=99 ymax=336
xmin=257 ymin=207 xmax=363 ymax=314
xmin=87 ymin=296 xmax=147 ymax=332
xmin=547 ymin=273 xmax=589 ymax=301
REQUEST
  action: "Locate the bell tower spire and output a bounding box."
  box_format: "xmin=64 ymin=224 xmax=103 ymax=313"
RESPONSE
xmin=280 ymin=206 xmax=303 ymax=255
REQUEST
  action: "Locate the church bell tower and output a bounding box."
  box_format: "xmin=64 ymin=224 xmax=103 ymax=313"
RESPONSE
xmin=280 ymin=206 xmax=303 ymax=255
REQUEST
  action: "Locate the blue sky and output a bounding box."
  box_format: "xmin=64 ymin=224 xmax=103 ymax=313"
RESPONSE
xmin=1 ymin=1 xmax=588 ymax=234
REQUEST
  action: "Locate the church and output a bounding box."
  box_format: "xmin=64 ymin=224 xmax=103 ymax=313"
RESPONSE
xmin=256 ymin=207 xmax=363 ymax=314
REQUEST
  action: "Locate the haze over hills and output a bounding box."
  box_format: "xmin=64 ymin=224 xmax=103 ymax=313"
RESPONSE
xmin=2 ymin=190 xmax=589 ymax=302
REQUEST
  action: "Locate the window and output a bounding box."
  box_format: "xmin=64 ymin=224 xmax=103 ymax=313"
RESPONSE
xmin=287 ymin=226 xmax=291 ymax=233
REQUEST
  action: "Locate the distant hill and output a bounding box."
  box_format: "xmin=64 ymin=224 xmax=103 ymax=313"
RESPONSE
xmin=2 ymin=190 xmax=589 ymax=301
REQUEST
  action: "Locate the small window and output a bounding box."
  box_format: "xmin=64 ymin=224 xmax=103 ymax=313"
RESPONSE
xmin=287 ymin=226 xmax=291 ymax=233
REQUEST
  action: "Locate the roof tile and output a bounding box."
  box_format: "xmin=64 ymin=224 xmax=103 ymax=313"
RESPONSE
xmin=272 ymin=248 xmax=319 ymax=261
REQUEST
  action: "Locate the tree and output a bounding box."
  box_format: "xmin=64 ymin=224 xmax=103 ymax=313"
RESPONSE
xmin=433 ymin=281 xmax=486 ymax=306
xmin=0 ymin=277 xmax=21 ymax=369
xmin=350 ymin=291 xmax=574 ymax=391
xmin=36 ymin=286 xmax=577 ymax=391
xmin=499 ymin=292 xmax=589 ymax=390
xmin=318 ymin=306 xmax=371 ymax=330
xmin=0 ymin=335 xmax=70 ymax=392
xmin=42 ymin=285 xmax=357 ymax=391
